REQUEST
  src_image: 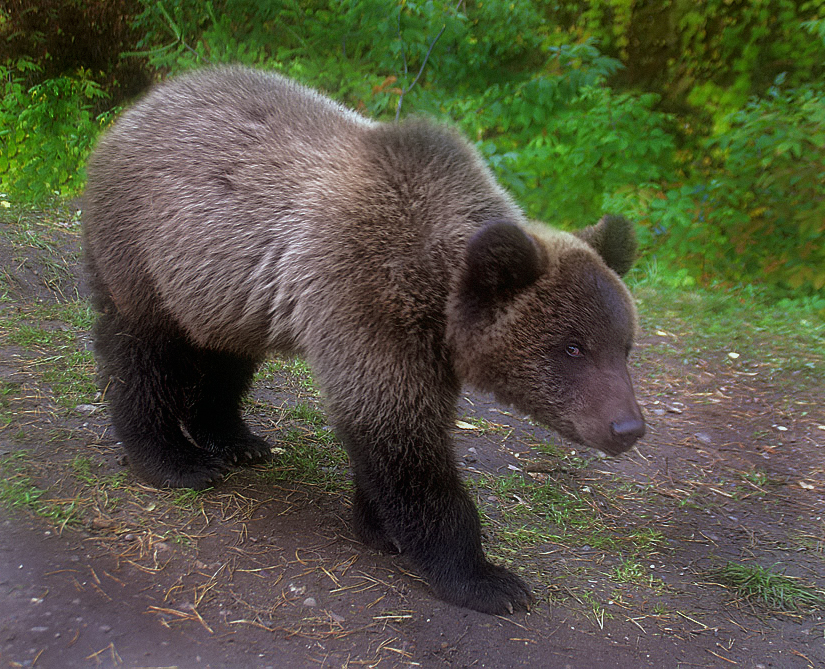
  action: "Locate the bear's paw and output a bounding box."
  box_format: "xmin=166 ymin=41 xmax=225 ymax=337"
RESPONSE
xmin=432 ymin=561 xmax=533 ymax=615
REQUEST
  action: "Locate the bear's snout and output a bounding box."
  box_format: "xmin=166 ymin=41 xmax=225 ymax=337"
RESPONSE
xmin=610 ymin=416 xmax=646 ymax=450
xmin=564 ymin=364 xmax=646 ymax=457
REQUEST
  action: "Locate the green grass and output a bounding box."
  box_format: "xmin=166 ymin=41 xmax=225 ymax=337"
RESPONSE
xmin=37 ymin=349 xmax=97 ymax=406
xmin=629 ymin=267 xmax=825 ymax=385
xmin=255 ymin=424 xmax=348 ymax=490
xmin=473 ymin=471 xmax=669 ymax=558
xmin=284 ymin=402 xmax=327 ymax=427
xmin=0 ymin=451 xmax=81 ymax=527
xmin=0 ymin=380 xmax=20 ymax=427
xmin=8 ymin=323 xmax=75 ymax=348
xmin=576 ymin=590 xmax=610 ymax=629
xmin=486 ymin=472 xmax=590 ymax=527
xmin=39 ymin=300 xmax=94 ymax=329
xmin=170 ymin=487 xmax=211 ymax=510
xmin=2 ymin=300 xmax=93 ymax=342
xmin=0 ymin=299 xmax=96 ymax=407
xmin=715 ymin=562 xmax=825 ymax=611
xmin=533 ymin=439 xmax=590 ymax=469
xmin=612 ymin=559 xmax=668 ymax=591
xmin=69 ymin=454 xmax=101 ymax=486
xmin=0 ymin=206 xmax=82 ymax=298
xmin=628 ymin=527 xmax=667 ymax=552
xmin=257 ymin=357 xmax=318 ymax=393
xmin=5 ymin=223 xmax=61 ymax=253
xmin=736 ymin=468 xmax=786 ymax=495
xmin=613 ymin=559 xmax=648 ymax=583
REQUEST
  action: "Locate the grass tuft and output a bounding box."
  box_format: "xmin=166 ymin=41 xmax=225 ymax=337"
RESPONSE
xmin=715 ymin=562 xmax=825 ymax=611
xmin=0 ymin=451 xmax=81 ymax=527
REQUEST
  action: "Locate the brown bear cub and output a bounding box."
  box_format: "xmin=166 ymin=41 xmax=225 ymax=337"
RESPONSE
xmin=83 ymin=67 xmax=645 ymax=615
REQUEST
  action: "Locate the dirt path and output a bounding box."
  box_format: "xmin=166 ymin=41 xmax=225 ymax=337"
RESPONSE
xmin=1 ymin=210 xmax=823 ymax=668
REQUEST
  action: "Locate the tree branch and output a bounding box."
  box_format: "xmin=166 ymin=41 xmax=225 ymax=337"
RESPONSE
xmin=393 ymin=0 xmax=464 ymax=120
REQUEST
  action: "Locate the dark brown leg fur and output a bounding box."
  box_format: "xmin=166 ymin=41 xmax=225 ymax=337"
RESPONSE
xmin=93 ymin=307 xmax=269 ymax=489
xmin=331 ymin=386 xmax=533 ymax=615
xmin=186 ymin=349 xmax=272 ymax=466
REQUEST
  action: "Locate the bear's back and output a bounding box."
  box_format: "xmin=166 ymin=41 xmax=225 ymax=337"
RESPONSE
xmin=86 ymin=68 xmax=372 ymax=217
xmin=83 ymin=68 xmax=524 ymax=356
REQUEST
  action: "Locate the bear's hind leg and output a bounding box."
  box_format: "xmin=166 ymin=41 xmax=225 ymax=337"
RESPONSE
xmin=185 ymin=349 xmax=272 ymax=466
xmin=95 ymin=312 xmax=230 ymax=489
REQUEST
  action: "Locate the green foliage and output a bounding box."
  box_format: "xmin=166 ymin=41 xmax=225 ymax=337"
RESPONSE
xmin=2 ymin=0 xmax=823 ymax=295
xmin=617 ymin=82 xmax=825 ymax=295
xmin=499 ymin=85 xmax=675 ymax=226
xmin=551 ymin=0 xmax=825 ymax=122
xmin=704 ymin=85 xmax=825 ymax=293
xmin=128 ymin=1 xmax=557 ymax=116
xmin=437 ymin=40 xmax=677 ymax=226
xmin=0 ymin=451 xmax=80 ymax=526
xmin=0 ymin=1 xmax=150 ymax=104
xmin=0 ymin=59 xmax=112 ymax=203
xmin=130 ymin=1 xmax=459 ymax=114
xmin=677 ymin=0 xmax=823 ymax=122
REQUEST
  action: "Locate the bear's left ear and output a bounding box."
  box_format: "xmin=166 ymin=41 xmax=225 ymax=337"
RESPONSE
xmin=460 ymin=220 xmax=544 ymax=310
xmin=573 ymin=214 xmax=638 ymax=277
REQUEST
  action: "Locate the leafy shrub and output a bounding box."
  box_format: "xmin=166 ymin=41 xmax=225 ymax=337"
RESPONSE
xmin=509 ymin=86 xmax=675 ymax=226
xmin=613 ymin=84 xmax=825 ymax=296
xmin=548 ymin=0 xmax=825 ymax=123
xmin=0 ymin=0 xmax=149 ymax=104
xmin=0 ymin=60 xmax=111 ymax=203
xmin=703 ymin=85 xmax=825 ymax=293
xmin=452 ymin=42 xmax=677 ymax=227
xmin=130 ymin=0 xmax=524 ymax=114
xmin=128 ymin=1 xmax=462 ymax=114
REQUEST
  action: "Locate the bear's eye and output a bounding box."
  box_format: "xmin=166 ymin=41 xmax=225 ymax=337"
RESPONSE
xmin=566 ymin=344 xmax=584 ymax=358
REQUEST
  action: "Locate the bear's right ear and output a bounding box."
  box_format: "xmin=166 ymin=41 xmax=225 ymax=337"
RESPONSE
xmin=459 ymin=220 xmax=544 ymax=311
xmin=574 ymin=214 xmax=638 ymax=277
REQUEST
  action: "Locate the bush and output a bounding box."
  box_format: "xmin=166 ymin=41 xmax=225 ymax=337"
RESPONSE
xmin=0 ymin=60 xmax=112 ymax=203
xmin=451 ymin=42 xmax=677 ymax=227
xmin=704 ymin=85 xmax=825 ymax=293
xmin=0 ymin=0 xmax=150 ymax=104
xmin=613 ymin=83 xmax=825 ymax=296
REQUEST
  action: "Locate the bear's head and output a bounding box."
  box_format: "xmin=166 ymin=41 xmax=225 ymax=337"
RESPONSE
xmin=448 ymin=215 xmax=645 ymax=456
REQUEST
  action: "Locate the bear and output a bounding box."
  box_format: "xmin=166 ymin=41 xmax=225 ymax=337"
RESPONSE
xmin=82 ymin=67 xmax=645 ymax=615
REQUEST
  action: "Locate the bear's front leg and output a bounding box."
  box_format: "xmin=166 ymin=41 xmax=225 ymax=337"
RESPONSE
xmin=339 ymin=418 xmax=533 ymax=615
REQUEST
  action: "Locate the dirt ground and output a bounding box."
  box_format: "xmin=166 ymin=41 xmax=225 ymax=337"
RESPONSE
xmin=0 ymin=209 xmax=823 ymax=668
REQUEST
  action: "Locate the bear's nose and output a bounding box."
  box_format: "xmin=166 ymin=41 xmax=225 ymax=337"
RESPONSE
xmin=610 ymin=418 xmax=646 ymax=447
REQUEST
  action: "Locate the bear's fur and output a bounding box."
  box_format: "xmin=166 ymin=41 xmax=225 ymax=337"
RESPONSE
xmin=83 ymin=67 xmax=645 ymax=614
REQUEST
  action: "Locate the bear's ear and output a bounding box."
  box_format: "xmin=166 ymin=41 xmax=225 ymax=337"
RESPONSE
xmin=460 ymin=220 xmax=544 ymax=310
xmin=574 ymin=214 xmax=638 ymax=277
